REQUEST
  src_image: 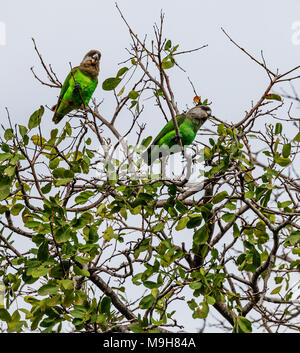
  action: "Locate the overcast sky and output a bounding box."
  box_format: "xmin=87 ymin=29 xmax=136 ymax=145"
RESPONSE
xmin=1 ymin=0 xmax=300 ymax=128
xmin=1 ymin=0 xmax=300 ymax=332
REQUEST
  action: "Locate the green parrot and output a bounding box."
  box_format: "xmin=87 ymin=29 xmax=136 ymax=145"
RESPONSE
xmin=142 ymin=105 xmax=211 ymax=165
xmin=52 ymin=50 xmax=101 ymax=124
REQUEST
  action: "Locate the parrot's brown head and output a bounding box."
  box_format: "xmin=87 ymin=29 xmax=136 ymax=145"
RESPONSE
xmin=188 ymin=105 xmax=211 ymax=124
xmin=80 ymin=50 xmax=101 ymax=78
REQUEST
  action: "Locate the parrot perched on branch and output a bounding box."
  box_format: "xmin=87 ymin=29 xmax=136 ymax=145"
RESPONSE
xmin=52 ymin=50 xmax=101 ymax=124
xmin=142 ymin=105 xmax=211 ymax=165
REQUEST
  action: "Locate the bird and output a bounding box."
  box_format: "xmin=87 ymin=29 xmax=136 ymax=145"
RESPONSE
xmin=52 ymin=50 xmax=101 ymax=124
xmin=142 ymin=105 xmax=211 ymax=165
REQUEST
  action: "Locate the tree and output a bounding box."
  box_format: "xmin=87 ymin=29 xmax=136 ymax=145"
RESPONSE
xmin=0 ymin=8 xmax=299 ymax=333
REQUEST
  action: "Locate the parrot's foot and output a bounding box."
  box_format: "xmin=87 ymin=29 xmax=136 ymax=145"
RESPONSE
xmin=74 ymin=83 xmax=81 ymax=92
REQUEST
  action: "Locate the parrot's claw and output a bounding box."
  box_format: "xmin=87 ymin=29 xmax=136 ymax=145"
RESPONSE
xmin=74 ymin=83 xmax=81 ymax=91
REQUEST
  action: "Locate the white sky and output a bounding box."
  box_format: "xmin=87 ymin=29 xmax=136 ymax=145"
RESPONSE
xmin=1 ymin=0 xmax=300 ymax=126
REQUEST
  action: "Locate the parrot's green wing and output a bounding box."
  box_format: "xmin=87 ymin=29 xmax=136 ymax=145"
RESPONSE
xmin=152 ymin=114 xmax=186 ymax=145
xmin=52 ymin=67 xmax=79 ymax=119
xmin=142 ymin=114 xmax=187 ymax=165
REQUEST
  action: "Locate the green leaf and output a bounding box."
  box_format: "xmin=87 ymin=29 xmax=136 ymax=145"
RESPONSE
xmin=168 ymin=184 xmax=177 ymax=196
xmin=217 ymin=123 xmax=225 ymax=135
xmin=61 ymin=279 xmax=74 ymax=291
xmin=143 ymin=281 xmax=161 ymax=289
xmin=129 ymin=100 xmax=138 ymax=110
xmin=87 ymin=226 xmax=99 ymax=243
xmin=293 ymin=131 xmax=300 ymax=142
xmin=65 ymin=122 xmax=72 ymax=136
xmin=117 ymin=86 xmax=125 ymax=96
xmin=116 ymin=67 xmax=129 ymax=78
xmin=102 ymin=77 xmax=122 ymax=91
xmin=171 ymin=44 xmax=179 ymax=53
xmin=164 ymin=39 xmax=172 ymax=51
xmin=138 ymin=192 xmax=154 ymax=201
xmin=284 ymin=231 xmax=300 ymax=246
xmin=141 ymin=136 xmax=152 ymax=148
xmin=50 ymin=128 xmax=58 ymax=140
xmin=233 ymin=223 xmax=240 ymax=237
xmin=265 ymin=93 xmax=282 ymax=101
xmin=4 ymin=166 xmax=15 ymax=177
xmin=0 ymin=182 xmax=10 ymax=201
xmin=31 ymin=135 xmax=45 ymax=147
xmin=206 ymin=296 xmax=216 ymax=305
xmin=139 ymin=294 xmax=155 ymax=309
xmin=161 ymin=55 xmax=175 ymax=69
xmin=28 ymin=106 xmax=44 ymax=130
xmin=212 ymin=191 xmax=228 ymax=204
xmin=10 ymin=203 xmax=25 ymax=216
xmin=270 ymin=285 xmax=282 ymax=295
xmin=225 ymin=202 xmax=236 ymax=210
xmin=54 ymin=178 xmax=72 ymax=186
xmin=193 ymin=225 xmax=209 ymax=245
xmin=0 ymin=308 xmax=11 ymax=322
xmin=236 ymin=316 xmax=252 ymax=333
xmin=73 ymin=265 xmax=90 ymax=277
xmin=38 ymin=282 xmax=58 ymax=296
xmin=100 ymin=296 xmax=111 ymax=315
xmin=275 ymin=156 xmax=291 ymax=167
xmin=41 ymin=183 xmax=52 ymax=194
xmin=189 ymin=282 xmax=202 ymax=290
xmin=186 ymin=215 xmax=202 ymax=228
xmin=274 ymin=276 xmax=283 ymax=284
xmin=275 ymin=123 xmax=282 ymax=135
xmin=19 ymin=125 xmax=28 ymax=137
xmin=128 ymin=90 xmax=139 ymax=99
xmin=282 ymin=143 xmax=291 ymax=158
xmin=154 ymin=89 xmax=164 ymax=98
xmin=175 ymin=216 xmax=189 ymax=231
xmin=71 ymin=305 xmax=87 ymax=319
xmin=0 ymin=153 xmax=12 ymax=162
xmin=74 ymin=256 xmax=90 ymax=265
xmin=103 ymin=226 xmax=114 ymax=241
xmin=31 ymin=266 xmax=50 ymax=278
xmin=37 ymin=240 xmax=49 ymax=261
xmin=152 ymin=222 xmax=164 ymax=232
xmin=193 ymin=301 xmax=209 ymax=319
xmin=277 ymin=200 xmax=292 ymax=209
xmin=52 ymin=167 xmax=73 ymax=178
xmin=0 ymin=205 xmax=8 ymax=213
xmin=49 ymin=262 xmax=69 ymax=279
xmin=222 ymin=213 xmax=235 ymax=223
xmin=4 ymin=129 xmax=14 ymax=141
xmin=54 ymin=226 xmax=72 ymax=243
xmin=175 ymin=200 xmax=188 ymax=214
xmin=75 ymin=191 xmax=94 ymax=205
xmin=1 ymin=143 xmax=10 ymax=152
xmin=49 ymin=158 xmax=60 ymax=169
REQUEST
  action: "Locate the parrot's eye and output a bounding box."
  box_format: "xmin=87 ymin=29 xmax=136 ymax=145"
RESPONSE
xmin=202 ymin=106 xmax=211 ymax=114
xmin=92 ymin=53 xmax=100 ymax=61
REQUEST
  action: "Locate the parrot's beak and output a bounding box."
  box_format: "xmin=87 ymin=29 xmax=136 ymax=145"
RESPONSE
xmin=201 ymin=105 xmax=212 ymax=117
xmin=92 ymin=53 xmax=101 ymax=62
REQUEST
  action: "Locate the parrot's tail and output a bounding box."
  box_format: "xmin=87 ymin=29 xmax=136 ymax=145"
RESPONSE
xmin=51 ymin=104 xmax=63 ymax=124
xmin=142 ymin=149 xmax=152 ymax=166
xmin=52 ymin=115 xmax=60 ymax=124
xmin=142 ymin=145 xmax=163 ymax=166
